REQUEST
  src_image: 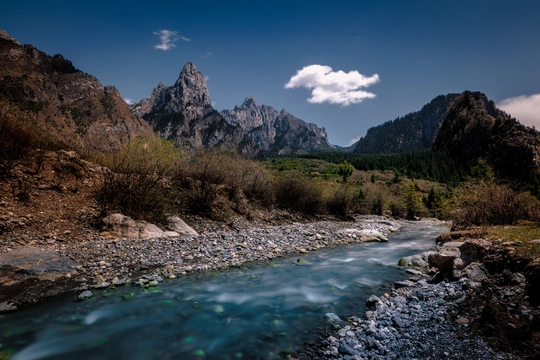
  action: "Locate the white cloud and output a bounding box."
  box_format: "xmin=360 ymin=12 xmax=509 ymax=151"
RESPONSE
xmin=123 ymin=98 xmax=133 ymax=105
xmin=498 ymin=94 xmax=540 ymax=128
xmin=153 ymin=30 xmax=191 ymax=51
xmin=285 ymin=65 xmax=380 ymax=106
xmin=347 ymin=136 xmax=361 ymax=146
xmin=204 ymin=75 xmax=210 ymax=82
xmin=202 ymin=52 xmax=213 ymax=59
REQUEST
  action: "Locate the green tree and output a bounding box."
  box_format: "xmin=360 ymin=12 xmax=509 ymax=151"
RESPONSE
xmin=337 ymin=160 xmax=354 ymax=182
xmin=403 ymin=181 xmax=423 ymax=220
xmin=424 ymin=187 xmax=447 ymax=218
xmin=469 ymin=159 xmax=494 ymax=181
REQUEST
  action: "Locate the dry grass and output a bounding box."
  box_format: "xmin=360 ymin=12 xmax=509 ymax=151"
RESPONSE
xmin=484 ymin=221 xmax=540 ymax=258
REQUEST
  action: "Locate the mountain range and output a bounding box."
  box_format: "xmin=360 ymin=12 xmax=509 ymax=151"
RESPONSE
xmin=132 ymin=62 xmax=335 ymax=156
xmin=2 ymin=28 xmax=540 ymax=187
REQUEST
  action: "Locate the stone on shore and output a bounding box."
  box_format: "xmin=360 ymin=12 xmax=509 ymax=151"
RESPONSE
xmin=101 ymin=213 xmax=191 ymax=239
xmin=167 ymin=216 xmax=199 ymax=237
xmin=0 ymin=246 xmax=78 ymax=286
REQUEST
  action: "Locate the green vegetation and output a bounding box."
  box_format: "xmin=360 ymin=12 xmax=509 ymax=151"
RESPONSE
xmin=93 ymin=135 xmax=451 ymax=222
xmin=299 ymin=147 xmax=465 ymax=187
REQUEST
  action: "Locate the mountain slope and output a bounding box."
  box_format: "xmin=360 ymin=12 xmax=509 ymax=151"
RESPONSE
xmin=133 ymin=63 xmax=334 ymax=156
xmin=433 ymin=91 xmax=540 ymax=185
xmin=354 ymin=93 xmax=458 ymax=154
xmin=0 ymin=30 xmax=151 ymax=152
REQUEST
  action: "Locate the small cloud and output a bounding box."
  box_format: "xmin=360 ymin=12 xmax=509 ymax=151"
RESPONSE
xmin=347 ymin=136 xmax=361 ymax=146
xmin=123 ymin=98 xmax=133 ymax=105
xmin=285 ymin=64 xmax=379 ymax=106
xmin=498 ymin=94 xmax=540 ymax=128
xmin=204 ymin=75 xmax=210 ymax=82
xmin=202 ymin=52 xmax=213 ymax=59
xmin=212 ymin=101 xmax=216 ymax=107
xmin=153 ymin=30 xmax=191 ymax=51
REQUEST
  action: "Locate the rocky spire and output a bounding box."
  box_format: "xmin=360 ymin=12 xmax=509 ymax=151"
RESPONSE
xmin=173 ymin=62 xmax=211 ymax=108
xmin=242 ymin=96 xmax=258 ymax=107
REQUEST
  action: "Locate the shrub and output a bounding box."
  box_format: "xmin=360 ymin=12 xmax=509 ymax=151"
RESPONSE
xmin=93 ymin=135 xmax=185 ymax=224
xmin=0 ymin=117 xmax=38 ymax=177
xmin=326 ymin=185 xmax=356 ymax=216
xmin=273 ymin=174 xmax=324 ymax=214
xmin=388 ymin=200 xmax=405 ymax=218
xmin=450 ymin=180 xmax=540 ymax=229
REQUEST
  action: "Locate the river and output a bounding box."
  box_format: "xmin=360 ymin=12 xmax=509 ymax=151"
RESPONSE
xmin=0 ymin=222 xmax=447 ymax=359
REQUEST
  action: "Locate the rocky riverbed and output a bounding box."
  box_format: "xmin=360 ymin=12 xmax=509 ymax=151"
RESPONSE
xmin=300 ymin=234 xmax=540 ymax=359
xmin=0 ymin=215 xmax=403 ymax=312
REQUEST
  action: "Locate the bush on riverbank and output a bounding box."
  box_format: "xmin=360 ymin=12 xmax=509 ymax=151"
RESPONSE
xmin=93 ymin=136 xmax=442 ymax=222
xmin=449 ymin=179 xmax=540 ymax=229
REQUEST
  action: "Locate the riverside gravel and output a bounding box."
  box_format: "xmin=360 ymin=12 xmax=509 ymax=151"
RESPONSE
xmin=54 ymin=216 xmax=401 ymax=287
xmin=302 ymin=278 xmax=517 ymax=360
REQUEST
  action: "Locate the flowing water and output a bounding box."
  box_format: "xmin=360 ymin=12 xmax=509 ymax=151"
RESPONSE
xmin=0 ymin=222 xmax=447 ymax=360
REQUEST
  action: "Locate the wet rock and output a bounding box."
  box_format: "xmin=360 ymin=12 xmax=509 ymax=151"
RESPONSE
xmin=79 ymin=290 xmax=93 ymax=300
xmin=366 ymin=295 xmax=382 ymax=307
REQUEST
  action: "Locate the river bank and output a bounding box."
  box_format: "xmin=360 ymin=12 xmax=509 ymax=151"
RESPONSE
xmin=300 ymin=232 xmax=540 ymax=359
xmin=0 ymin=215 xmax=407 ymax=313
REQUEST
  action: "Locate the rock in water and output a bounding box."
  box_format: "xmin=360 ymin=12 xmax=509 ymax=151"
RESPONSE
xmin=79 ymin=291 xmax=93 ymax=300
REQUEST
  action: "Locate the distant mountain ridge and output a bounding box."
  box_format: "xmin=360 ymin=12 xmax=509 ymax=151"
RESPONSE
xmin=220 ymin=96 xmax=334 ymax=156
xmin=354 ymin=93 xmax=458 ymax=154
xmin=0 ymin=30 xmax=151 ymax=152
xmin=132 ymin=62 xmax=334 ymax=156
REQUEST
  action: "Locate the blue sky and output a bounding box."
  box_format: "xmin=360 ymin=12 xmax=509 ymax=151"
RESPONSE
xmin=2 ymin=0 xmax=539 ymax=146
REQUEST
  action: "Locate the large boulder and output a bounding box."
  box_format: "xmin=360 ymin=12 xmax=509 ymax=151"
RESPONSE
xmin=101 ymin=214 xmax=140 ymax=238
xmin=428 ymin=242 xmax=462 ymax=272
xmin=101 ymin=214 xmax=188 ymax=239
xmin=166 ymin=216 xmax=199 ymax=237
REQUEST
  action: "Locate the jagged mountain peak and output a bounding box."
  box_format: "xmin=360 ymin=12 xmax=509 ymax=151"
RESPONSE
xmin=173 ymin=62 xmax=211 ymax=108
xmin=242 ymin=96 xmax=258 ymax=107
xmin=133 ymin=62 xmax=211 ymax=119
xmin=132 ymin=62 xmax=334 ymax=156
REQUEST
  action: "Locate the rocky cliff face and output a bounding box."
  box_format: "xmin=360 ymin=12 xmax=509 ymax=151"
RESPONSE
xmin=433 ymin=91 xmax=540 ymax=185
xmin=132 ymin=62 xmax=256 ymax=154
xmin=134 ymin=63 xmax=334 ymax=156
xmin=221 ymin=96 xmax=334 ymax=155
xmin=354 ymin=94 xmax=458 ymax=154
xmin=0 ymin=30 xmax=151 ymax=152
